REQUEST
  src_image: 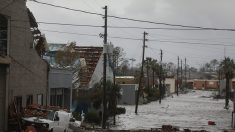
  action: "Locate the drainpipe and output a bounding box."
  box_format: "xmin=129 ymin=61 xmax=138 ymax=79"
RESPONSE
xmin=70 ymin=72 xmax=73 ymax=112
xmin=46 ymin=63 xmax=49 ymax=107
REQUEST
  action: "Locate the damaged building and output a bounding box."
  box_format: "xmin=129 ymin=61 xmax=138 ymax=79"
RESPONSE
xmin=43 ymin=44 xmax=114 ymax=111
xmin=0 ymin=0 xmax=48 ymax=131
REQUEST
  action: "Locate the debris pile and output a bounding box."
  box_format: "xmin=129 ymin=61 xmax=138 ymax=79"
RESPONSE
xmin=23 ymin=104 xmax=68 ymax=118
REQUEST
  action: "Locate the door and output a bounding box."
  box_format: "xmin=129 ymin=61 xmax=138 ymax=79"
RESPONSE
xmin=0 ymin=65 xmax=6 ymax=131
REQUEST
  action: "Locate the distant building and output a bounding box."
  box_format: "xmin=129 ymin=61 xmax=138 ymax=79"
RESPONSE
xmin=0 ymin=1 xmax=48 ymax=131
xmin=193 ymin=80 xmax=219 ymax=90
xmin=118 ymin=84 xmax=138 ymax=105
xmin=165 ymin=78 xmax=176 ymax=96
xmin=115 ymin=76 xmax=135 ymax=84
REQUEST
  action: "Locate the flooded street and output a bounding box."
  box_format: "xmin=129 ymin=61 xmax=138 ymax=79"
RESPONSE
xmin=113 ymin=90 xmax=233 ymax=131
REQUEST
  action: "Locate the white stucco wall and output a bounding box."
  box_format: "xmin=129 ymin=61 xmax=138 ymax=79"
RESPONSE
xmin=165 ymin=78 xmax=176 ymax=95
xmin=88 ymin=53 xmax=113 ymax=88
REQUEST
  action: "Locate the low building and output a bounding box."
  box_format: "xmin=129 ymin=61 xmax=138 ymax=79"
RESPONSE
xmin=115 ymin=76 xmax=135 ymax=84
xmin=165 ymin=78 xmax=176 ymax=96
xmin=193 ymin=80 xmax=219 ymax=90
xmin=118 ymin=84 xmax=138 ymax=105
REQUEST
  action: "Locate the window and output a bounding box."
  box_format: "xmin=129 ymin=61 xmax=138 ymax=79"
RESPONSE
xmin=26 ymin=95 xmax=33 ymax=106
xmin=37 ymin=94 xmax=43 ymax=106
xmin=0 ymin=15 xmax=8 ymax=56
xmin=15 ymin=96 xmax=22 ymax=112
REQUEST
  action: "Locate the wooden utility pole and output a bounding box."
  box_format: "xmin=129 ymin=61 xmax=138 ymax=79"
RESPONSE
xmin=135 ymin=32 xmax=148 ymax=114
xmin=188 ymin=68 xmax=191 ymax=80
xmin=102 ymin=5 xmax=107 ymax=129
xmin=159 ymin=50 xmax=163 ymax=104
xmin=185 ymin=58 xmax=187 ymax=87
xmin=176 ymin=56 xmax=179 ymax=96
xmin=181 ymin=59 xmax=183 ymax=89
xmin=112 ymin=44 xmax=117 ymax=125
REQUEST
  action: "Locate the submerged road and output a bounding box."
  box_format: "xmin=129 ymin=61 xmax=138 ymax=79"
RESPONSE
xmin=113 ymin=90 xmax=233 ymax=131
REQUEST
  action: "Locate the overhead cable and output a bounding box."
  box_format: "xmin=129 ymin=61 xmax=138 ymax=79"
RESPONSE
xmin=29 ymin=0 xmax=235 ymax=31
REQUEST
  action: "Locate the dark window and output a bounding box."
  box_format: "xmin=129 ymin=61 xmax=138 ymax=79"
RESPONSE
xmin=0 ymin=15 xmax=7 ymax=56
xmin=37 ymin=94 xmax=43 ymax=106
xmin=15 ymin=96 xmax=22 ymax=112
xmin=26 ymin=95 xmax=33 ymax=106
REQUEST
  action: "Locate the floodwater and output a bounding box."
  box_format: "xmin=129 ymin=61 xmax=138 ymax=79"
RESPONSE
xmin=113 ymin=90 xmax=233 ymax=131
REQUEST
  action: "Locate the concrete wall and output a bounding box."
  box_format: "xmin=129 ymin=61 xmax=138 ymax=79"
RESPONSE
xmin=49 ymin=68 xmax=72 ymax=109
xmin=118 ymin=84 xmax=138 ymax=105
xmin=193 ymin=80 xmax=219 ymax=90
xmin=115 ymin=76 xmax=135 ymax=84
xmin=165 ymin=78 xmax=176 ymax=95
xmin=49 ymin=68 xmax=73 ymax=88
xmin=88 ymin=52 xmax=113 ymax=88
xmin=0 ymin=0 xmax=48 ymax=111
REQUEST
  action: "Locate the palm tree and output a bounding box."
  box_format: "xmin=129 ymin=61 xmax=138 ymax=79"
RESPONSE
xmin=220 ymin=57 xmax=235 ymax=109
xmin=150 ymin=59 xmax=158 ymax=88
xmin=145 ymin=57 xmax=152 ymax=91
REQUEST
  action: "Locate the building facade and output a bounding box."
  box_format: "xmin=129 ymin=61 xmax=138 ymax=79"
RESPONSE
xmin=0 ymin=0 xmax=48 ymax=130
xmin=49 ymin=68 xmax=73 ymax=110
xmin=193 ymin=80 xmax=219 ymax=90
xmin=165 ymin=78 xmax=176 ymax=96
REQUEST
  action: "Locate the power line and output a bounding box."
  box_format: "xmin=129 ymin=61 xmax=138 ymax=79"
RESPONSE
xmin=42 ymin=29 xmax=235 ymax=46
xmin=29 ymin=0 xmax=235 ymax=31
xmin=42 ymin=29 xmax=99 ymax=37
xmin=38 ymin=21 xmax=103 ymax=28
xmin=11 ymin=25 xmax=235 ymax=47
xmin=12 ymin=20 xmax=212 ymax=31
xmin=149 ymin=39 xmax=235 ymax=46
xmin=29 ymin=0 xmax=103 ymax=16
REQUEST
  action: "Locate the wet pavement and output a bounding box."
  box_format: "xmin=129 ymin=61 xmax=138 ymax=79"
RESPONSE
xmin=113 ymin=90 xmax=233 ymax=132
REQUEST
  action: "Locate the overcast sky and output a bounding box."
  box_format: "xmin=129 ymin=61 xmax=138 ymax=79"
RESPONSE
xmin=27 ymin=0 xmax=235 ymax=68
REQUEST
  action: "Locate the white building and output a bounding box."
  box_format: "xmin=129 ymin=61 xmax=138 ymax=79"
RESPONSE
xmin=165 ymin=78 xmax=176 ymax=96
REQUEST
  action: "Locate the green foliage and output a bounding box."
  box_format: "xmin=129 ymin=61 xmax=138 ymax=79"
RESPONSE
xmin=144 ymin=87 xmax=160 ymax=101
xmin=72 ymin=112 xmax=81 ymax=121
xmin=116 ymin=107 xmax=126 ymax=115
xmin=85 ymin=110 xmax=101 ymax=124
xmin=220 ymin=57 xmax=235 ymax=79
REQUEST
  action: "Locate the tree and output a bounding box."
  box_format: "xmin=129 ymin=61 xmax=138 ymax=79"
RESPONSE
xmin=210 ymin=59 xmax=219 ymax=71
xmin=55 ymin=42 xmax=79 ymax=67
xmin=113 ymin=47 xmax=125 ymax=69
xmin=220 ymin=57 xmax=235 ymax=109
xmin=145 ymin=57 xmax=152 ymax=91
xmin=150 ymin=59 xmax=158 ymax=88
xmin=120 ymin=59 xmax=130 ymax=75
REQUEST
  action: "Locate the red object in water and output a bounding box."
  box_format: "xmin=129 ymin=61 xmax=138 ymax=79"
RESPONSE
xmin=208 ymin=121 xmax=216 ymax=125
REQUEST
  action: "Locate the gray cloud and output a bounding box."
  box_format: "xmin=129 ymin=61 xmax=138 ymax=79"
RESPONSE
xmin=27 ymin=0 xmax=235 ymax=68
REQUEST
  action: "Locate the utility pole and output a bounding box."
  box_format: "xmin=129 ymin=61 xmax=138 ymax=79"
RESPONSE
xmin=180 ymin=59 xmax=183 ymax=90
xmin=102 ymin=5 xmax=107 ymax=129
xmin=135 ymin=32 xmax=148 ymax=114
xmin=185 ymin=58 xmax=187 ymax=87
xmin=159 ymin=49 xmax=163 ymax=104
xmin=188 ymin=68 xmax=191 ymax=80
xmin=176 ymin=56 xmax=179 ymax=96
